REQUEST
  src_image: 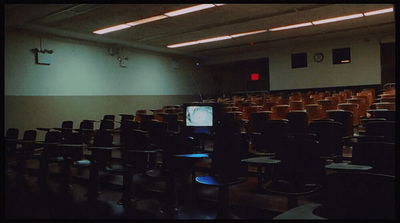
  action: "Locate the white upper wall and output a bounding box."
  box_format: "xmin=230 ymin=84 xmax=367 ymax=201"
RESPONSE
xmin=5 ymin=28 xmax=218 ymax=96
xmin=209 ymin=35 xmax=394 ymax=93
xmin=269 ymin=38 xmax=382 ymax=91
xmin=5 ymin=28 xmax=394 ymax=96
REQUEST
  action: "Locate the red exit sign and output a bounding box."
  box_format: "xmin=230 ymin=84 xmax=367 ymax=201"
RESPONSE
xmin=251 ymin=73 xmax=259 ymax=81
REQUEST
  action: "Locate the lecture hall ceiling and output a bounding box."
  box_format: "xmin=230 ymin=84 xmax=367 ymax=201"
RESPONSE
xmin=5 ymin=4 xmax=396 ymax=63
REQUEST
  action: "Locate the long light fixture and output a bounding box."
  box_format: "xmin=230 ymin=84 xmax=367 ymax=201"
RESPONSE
xmin=269 ymin=22 xmax=313 ymax=31
xmin=94 ymin=24 xmax=131 ymax=34
xmin=197 ymin=35 xmax=232 ymax=43
xmin=364 ymin=7 xmax=393 ymax=16
xmin=167 ymin=29 xmax=268 ymax=48
xmin=167 ymin=6 xmax=393 ymax=48
xmin=164 ymin=4 xmax=216 ymax=17
xmin=126 ymin=15 xmax=168 ymax=26
xmin=93 ymin=4 xmax=224 ymax=35
xmin=311 ymin=13 xmax=364 ymax=25
xmin=230 ymin=30 xmax=268 ymax=38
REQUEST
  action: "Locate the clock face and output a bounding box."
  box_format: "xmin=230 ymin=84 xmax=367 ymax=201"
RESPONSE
xmin=314 ymin=53 xmax=324 ymax=62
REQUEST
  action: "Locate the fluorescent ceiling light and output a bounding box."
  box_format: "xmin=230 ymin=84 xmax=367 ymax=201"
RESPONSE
xmin=164 ymin=4 xmax=216 ymax=17
xmin=230 ymin=29 xmax=267 ymax=38
xmin=269 ymin=22 xmax=313 ymax=31
xmin=364 ymin=7 xmax=393 ymax=16
xmin=168 ymin=41 xmax=199 ymax=48
xmin=93 ymin=24 xmax=131 ymax=34
xmin=94 ymin=4 xmax=225 ymax=34
xmin=127 ymin=15 xmax=168 ymax=26
xmin=197 ymin=35 xmax=232 ymax=43
xmin=168 ymin=29 xmax=267 ymax=48
xmin=168 ymin=6 xmax=394 ymax=49
xmin=312 ymin=13 xmax=363 ymax=25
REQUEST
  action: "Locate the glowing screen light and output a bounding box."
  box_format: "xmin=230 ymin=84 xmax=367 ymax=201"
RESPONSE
xmin=186 ymin=106 xmax=213 ymax=126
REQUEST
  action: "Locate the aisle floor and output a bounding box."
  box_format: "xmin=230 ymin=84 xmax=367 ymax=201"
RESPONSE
xmin=4 ymin=158 xmax=321 ymax=220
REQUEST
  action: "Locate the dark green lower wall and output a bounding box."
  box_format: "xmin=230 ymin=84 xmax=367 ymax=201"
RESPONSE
xmin=4 ymin=95 xmax=199 ymax=140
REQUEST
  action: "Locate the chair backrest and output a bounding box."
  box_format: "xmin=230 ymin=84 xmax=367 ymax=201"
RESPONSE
xmin=285 ymin=110 xmax=308 ymax=134
xmin=103 ymin=114 xmax=115 ymax=121
xmin=332 ymin=93 xmax=345 ymax=104
xmin=77 ymin=120 xmax=94 ymax=144
xmin=43 ymin=131 xmax=63 ymax=157
xmin=6 ymin=128 xmax=19 ymax=140
xmin=60 ymin=120 xmax=73 ymax=129
xmin=316 ymin=172 xmax=395 ymax=219
xmin=254 ymin=119 xmax=289 ymax=153
xmin=369 ymin=109 xmax=395 ymax=121
xmin=140 ymin=120 xmax=169 ymax=149
xmin=91 ymin=131 xmax=114 ymax=166
xmin=305 ymin=104 xmax=323 ymax=123
xmin=242 ymin=105 xmax=262 ymax=120
xmin=120 ymin=120 xmax=140 ymax=146
xmin=119 ymin=114 xmax=134 ymax=122
xmin=346 ymin=98 xmax=367 ymax=118
xmin=289 ymin=100 xmax=304 ymax=111
xmin=326 ymin=110 xmax=354 ymax=136
xmin=5 ymin=128 xmax=19 ymax=154
xmin=124 ymin=129 xmax=150 ymax=150
xmin=325 ymin=96 xmax=339 ymax=108
xmin=92 ymin=130 xmax=113 ymax=147
xmin=365 ymin=121 xmax=395 ymax=143
xmin=211 ymin=120 xmax=248 ymax=180
xmin=159 ymin=132 xmax=196 ymax=175
xmin=99 ymin=120 xmax=115 ymax=132
xmin=275 ymin=137 xmax=325 ymax=186
xmin=249 ymin=111 xmax=272 ymax=133
xmin=134 ymin=110 xmax=147 ymax=122
xmin=308 ymin=121 xmax=344 ymax=159
xmin=271 ymin=104 xmax=290 ymax=120
xmin=352 ymin=142 xmax=395 ymax=176
xmin=161 ymin=113 xmax=179 ymax=132
xmin=352 ymin=95 xmax=370 ymax=108
xmin=317 ymin=99 xmax=336 ymax=118
xmin=263 ymin=101 xmax=277 ymax=111
xmin=235 ymin=100 xmax=252 ymax=112
xmin=337 ymin=103 xmax=360 ymax=125
xmin=59 ymin=120 xmax=73 ymax=143
xmin=120 ymin=129 xmax=153 ymax=173
xmin=21 ymin=130 xmax=37 ymax=157
xmin=380 ymin=97 xmax=395 ymax=103
xmin=136 ymin=113 xmax=154 ymax=123
xmin=374 ymin=102 xmax=396 ymax=111
xmin=222 ymin=111 xmax=243 ymax=122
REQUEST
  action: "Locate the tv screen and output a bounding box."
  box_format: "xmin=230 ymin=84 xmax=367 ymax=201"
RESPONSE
xmin=186 ymin=106 xmax=213 ymax=127
xmin=182 ymin=103 xmax=222 ymax=135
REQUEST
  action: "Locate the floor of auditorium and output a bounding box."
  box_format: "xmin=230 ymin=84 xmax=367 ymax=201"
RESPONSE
xmin=4 ymin=154 xmax=323 ymax=220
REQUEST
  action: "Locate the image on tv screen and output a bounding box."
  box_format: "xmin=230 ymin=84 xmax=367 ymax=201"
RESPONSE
xmin=186 ymin=106 xmax=213 ymax=126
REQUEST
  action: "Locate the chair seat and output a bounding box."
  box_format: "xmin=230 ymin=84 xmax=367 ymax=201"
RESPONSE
xmin=73 ymin=159 xmax=91 ymax=167
xmin=320 ymin=154 xmax=342 ymax=162
xmin=273 ymin=203 xmax=325 ymax=219
xmin=49 ymin=157 xmax=65 ymax=162
xmin=104 ymin=163 xmax=132 ymax=173
xmin=250 ymin=151 xmax=276 ymax=157
xmin=195 ymin=176 xmax=245 ymax=187
xmin=145 ymin=169 xmax=168 ymax=180
xmin=264 ymin=180 xmax=321 ymax=196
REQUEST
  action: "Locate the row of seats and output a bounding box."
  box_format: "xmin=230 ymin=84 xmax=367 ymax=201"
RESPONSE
xmin=5 ymin=108 xmax=204 ymax=208
xmin=4 ymin=90 xmax=396 ymax=219
xmin=213 ymin=85 xmax=395 ymax=135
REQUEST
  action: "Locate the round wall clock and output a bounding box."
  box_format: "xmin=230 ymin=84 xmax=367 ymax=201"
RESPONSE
xmin=314 ymin=53 xmax=324 ymax=63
